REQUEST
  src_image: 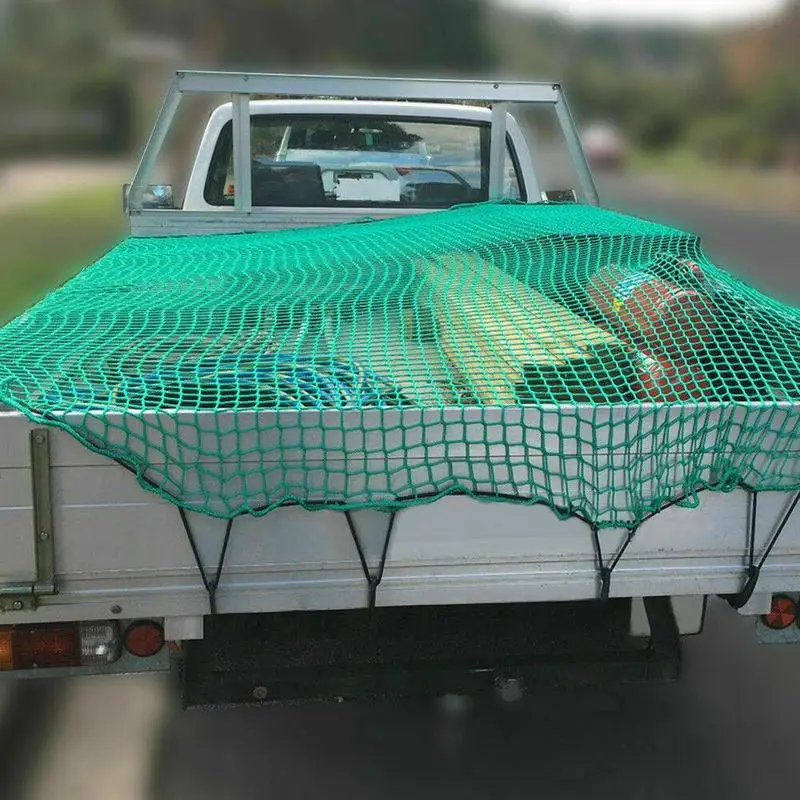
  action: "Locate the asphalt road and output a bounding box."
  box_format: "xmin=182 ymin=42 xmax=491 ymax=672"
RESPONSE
xmin=0 ymin=682 xmax=62 ymax=796
xmin=7 ymin=172 xmax=800 ymax=800
xmin=152 ymin=601 xmax=800 ymax=800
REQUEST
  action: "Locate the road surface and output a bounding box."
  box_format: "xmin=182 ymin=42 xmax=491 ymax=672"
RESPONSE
xmin=152 ymin=601 xmax=800 ymax=800
xmin=5 ymin=171 xmax=800 ymax=800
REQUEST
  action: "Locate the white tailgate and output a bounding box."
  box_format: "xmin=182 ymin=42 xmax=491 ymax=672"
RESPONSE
xmin=1 ymin=413 xmax=799 ymax=624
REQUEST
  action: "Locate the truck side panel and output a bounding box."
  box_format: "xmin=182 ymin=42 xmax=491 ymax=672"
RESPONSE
xmin=0 ymin=415 xmax=799 ymax=625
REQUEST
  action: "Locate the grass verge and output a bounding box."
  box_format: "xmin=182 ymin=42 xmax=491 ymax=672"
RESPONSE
xmin=0 ymin=185 xmax=124 ymax=323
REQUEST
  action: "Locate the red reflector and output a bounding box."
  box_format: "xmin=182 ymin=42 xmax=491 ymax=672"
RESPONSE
xmin=763 ymin=595 xmax=797 ymax=630
xmin=124 ymin=621 xmax=165 ymax=658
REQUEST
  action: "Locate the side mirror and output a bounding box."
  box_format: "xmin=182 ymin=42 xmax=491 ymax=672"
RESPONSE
xmin=542 ymin=188 xmax=578 ymax=203
xmin=142 ymin=184 xmax=175 ymax=209
xmin=123 ymin=183 xmax=175 ymax=211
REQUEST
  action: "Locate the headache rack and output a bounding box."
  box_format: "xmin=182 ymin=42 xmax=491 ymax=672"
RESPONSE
xmin=125 ymin=69 xmax=598 ymax=234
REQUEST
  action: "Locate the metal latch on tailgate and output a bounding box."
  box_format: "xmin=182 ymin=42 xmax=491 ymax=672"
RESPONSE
xmin=0 ymin=429 xmax=57 ymax=611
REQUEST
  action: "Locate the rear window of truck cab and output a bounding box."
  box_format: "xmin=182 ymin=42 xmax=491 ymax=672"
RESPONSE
xmin=203 ymin=114 xmax=524 ymax=208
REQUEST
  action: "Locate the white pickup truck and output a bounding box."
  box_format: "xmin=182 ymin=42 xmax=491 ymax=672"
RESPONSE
xmin=1 ymin=72 xmax=799 ymax=706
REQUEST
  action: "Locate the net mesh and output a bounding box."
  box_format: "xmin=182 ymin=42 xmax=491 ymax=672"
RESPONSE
xmin=1 ymin=201 xmax=800 ymax=527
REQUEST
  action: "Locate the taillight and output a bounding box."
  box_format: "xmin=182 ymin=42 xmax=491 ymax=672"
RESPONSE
xmin=0 ymin=631 xmax=13 ymax=671
xmin=27 ymin=624 xmax=80 ymax=668
xmin=0 ymin=621 xmax=121 ymax=671
xmin=762 ymin=595 xmax=797 ymax=630
xmin=124 ymin=620 xmax=165 ymax=658
xmin=81 ymin=622 xmax=123 ymax=664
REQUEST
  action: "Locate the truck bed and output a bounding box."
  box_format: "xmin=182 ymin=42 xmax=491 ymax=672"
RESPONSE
xmin=1 ymin=410 xmax=799 ymax=627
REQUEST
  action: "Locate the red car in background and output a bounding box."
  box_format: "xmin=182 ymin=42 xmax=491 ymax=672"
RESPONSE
xmin=582 ymin=122 xmax=627 ymax=171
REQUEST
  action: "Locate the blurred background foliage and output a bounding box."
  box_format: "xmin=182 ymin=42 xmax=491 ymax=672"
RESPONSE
xmin=0 ymin=0 xmax=797 ymax=166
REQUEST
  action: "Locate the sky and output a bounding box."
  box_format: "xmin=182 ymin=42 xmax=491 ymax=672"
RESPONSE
xmin=492 ymin=0 xmax=787 ymax=25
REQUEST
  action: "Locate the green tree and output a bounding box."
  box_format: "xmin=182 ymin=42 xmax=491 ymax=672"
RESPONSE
xmin=114 ymin=0 xmax=493 ymax=73
xmin=0 ymin=0 xmax=130 ymax=155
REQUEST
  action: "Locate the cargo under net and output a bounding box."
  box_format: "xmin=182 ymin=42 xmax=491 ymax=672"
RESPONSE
xmin=1 ymin=202 xmax=800 ymax=528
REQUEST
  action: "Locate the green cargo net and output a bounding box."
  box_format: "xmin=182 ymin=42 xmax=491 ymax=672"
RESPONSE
xmin=1 ymin=202 xmax=800 ymax=527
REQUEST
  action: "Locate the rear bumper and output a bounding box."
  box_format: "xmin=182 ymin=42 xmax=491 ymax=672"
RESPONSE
xmin=181 ymin=597 xmax=681 ymax=708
